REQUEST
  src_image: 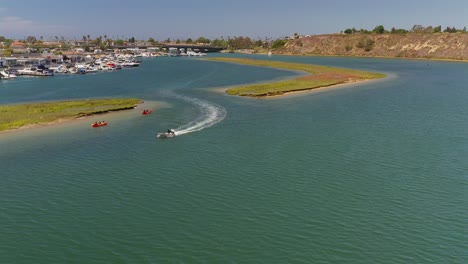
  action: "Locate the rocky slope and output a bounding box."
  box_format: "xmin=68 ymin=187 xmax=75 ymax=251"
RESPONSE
xmin=279 ymin=33 xmax=468 ymax=60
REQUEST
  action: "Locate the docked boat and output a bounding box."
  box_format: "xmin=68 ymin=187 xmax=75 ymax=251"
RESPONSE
xmin=17 ymin=65 xmax=54 ymax=76
xmin=85 ymin=67 xmax=99 ymax=73
xmin=157 ymin=129 xmax=176 ymax=138
xmin=17 ymin=67 xmax=36 ymax=75
xmin=91 ymin=121 xmax=107 ymax=128
xmin=120 ymin=60 xmax=140 ymax=67
xmin=0 ymin=69 xmax=17 ymax=79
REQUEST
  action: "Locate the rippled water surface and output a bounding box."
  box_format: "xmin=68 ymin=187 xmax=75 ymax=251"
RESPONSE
xmin=1 ymin=55 xmax=467 ymax=263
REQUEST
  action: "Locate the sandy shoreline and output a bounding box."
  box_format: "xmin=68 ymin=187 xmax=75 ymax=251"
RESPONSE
xmin=206 ymin=57 xmax=387 ymax=98
xmin=0 ymin=111 xmax=122 ymax=135
xmin=263 ymin=76 xmax=392 ymax=99
xmin=0 ymin=100 xmax=159 ymax=135
xmin=0 ymin=113 xmax=115 ymax=135
xmin=210 ymin=74 xmax=392 ymax=99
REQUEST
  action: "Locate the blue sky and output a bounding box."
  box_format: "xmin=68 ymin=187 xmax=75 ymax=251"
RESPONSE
xmin=0 ymin=0 xmax=467 ymax=40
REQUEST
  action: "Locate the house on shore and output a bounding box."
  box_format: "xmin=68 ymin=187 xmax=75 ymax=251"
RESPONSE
xmin=10 ymin=41 xmax=28 ymax=54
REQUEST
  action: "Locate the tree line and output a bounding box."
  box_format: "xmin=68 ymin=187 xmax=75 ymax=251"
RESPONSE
xmin=159 ymin=36 xmax=282 ymax=50
xmin=1 ymin=34 xmax=290 ymax=53
xmin=343 ymin=25 xmax=467 ymax=35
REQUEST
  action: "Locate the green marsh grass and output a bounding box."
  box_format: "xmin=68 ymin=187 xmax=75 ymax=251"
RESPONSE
xmin=0 ymin=98 xmax=140 ymax=131
xmin=207 ymin=58 xmax=386 ymax=97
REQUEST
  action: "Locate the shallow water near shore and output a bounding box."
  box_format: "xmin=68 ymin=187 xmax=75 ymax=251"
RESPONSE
xmin=1 ymin=55 xmax=467 ymax=263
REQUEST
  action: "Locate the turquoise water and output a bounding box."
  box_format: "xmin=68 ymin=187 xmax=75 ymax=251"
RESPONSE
xmin=0 ymin=55 xmax=467 ymax=263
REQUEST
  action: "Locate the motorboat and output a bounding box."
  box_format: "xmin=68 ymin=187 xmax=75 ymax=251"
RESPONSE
xmin=157 ymin=132 xmax=176 ymax=138
xmin=120 ymin=61 xmax=140 ymax=67
xmin=157 ymin=129 xmax=176 ymax=138
xmin=17 ymin=65 xmax=54 ymax=76
xmin=17 ymin=67 xmax=37 ymax=75
xmin=0 ymin=69 xmax=17 ymax=79
xmin=85 ymin=67 xmax=99 ymax=73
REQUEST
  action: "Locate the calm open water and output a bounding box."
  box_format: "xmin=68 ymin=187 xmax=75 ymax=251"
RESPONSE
xmin=0 ymin=55 xmax=466 ymax=263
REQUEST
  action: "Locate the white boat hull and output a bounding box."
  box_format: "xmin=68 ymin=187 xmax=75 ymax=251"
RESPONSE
xmin=157 ymin=132 xmax=176 ymax=138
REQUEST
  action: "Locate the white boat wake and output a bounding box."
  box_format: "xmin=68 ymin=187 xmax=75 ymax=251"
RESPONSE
xmin=169 ymin=92 xmax=226 ymax=136
xmin=159 ymin=64 xmax=226 ymax=136
xmin=159 ymin=91 xmax=226 ymax=136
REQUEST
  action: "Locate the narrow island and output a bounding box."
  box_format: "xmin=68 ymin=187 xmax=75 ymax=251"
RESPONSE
xmin=0 ymin=98 xmax=141 ymax=132
xmin=206 ymin=58 xmax=386 ymax=97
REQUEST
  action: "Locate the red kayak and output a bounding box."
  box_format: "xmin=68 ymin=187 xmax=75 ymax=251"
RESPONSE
xmin=91 ymin=121 xmax=107 ymax=128
xmin=142 ymin=110 xmax=152 ymax=115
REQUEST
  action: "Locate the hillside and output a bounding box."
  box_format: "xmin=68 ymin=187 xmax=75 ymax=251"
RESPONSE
xmin=278 ymin=33 xmax=468 ymax=60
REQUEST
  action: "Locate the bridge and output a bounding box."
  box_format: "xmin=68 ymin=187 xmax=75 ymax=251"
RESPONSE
xmin=161 ymin=44 xmax=224 ymax=53
xmin=110 ymin=44 xmax=224 ymax=53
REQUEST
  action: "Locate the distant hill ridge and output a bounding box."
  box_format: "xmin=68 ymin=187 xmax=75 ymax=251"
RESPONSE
xmin=279 ymin=33 xmax=468 ymax=60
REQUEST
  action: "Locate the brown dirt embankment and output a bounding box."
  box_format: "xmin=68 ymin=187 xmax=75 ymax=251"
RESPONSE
xmin=278 ymin=33 xmax=468 ymax=61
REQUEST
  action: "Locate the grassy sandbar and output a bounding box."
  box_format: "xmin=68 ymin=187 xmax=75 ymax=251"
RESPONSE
xmin=206 ymin=58 xmax=386 ymax=97
xmin=0 ymin=98 xmax=141 ymax=131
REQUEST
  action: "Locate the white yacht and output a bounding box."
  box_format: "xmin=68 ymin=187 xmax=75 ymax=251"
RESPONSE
xmin=120 ymin=61 xmax=140 ymax=67
xmin=17 ymin=67 xmax=35 ymax=75
xmin=17 ymin=65 xmax=54 ymax=76
xmin=0 ymin=69 xmax=17 ymax=79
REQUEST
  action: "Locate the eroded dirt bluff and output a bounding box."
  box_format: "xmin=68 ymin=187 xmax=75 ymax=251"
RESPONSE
xmin=279 ymin=33 xmax=468 ymax=60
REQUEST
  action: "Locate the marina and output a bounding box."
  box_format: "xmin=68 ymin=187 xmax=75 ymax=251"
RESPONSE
xmin=2 ymin=54 xmax=143 ymax=78
xmin=0 ymin=47 xmax=209 ymax=79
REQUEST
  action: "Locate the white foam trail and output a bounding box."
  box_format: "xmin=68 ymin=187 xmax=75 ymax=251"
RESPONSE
xmin=168 ymin=92 xmax=226 ymax=136
xmin=157 ymin=62 xmax=226 ymax=136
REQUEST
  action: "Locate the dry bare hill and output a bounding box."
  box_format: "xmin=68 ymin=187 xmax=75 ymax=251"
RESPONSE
xmin=279 ymin=33 xmax=468 ymax=60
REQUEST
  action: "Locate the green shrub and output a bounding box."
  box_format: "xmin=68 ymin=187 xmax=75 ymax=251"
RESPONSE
xmin=271 ymin=39 xmax=288 ymax=49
